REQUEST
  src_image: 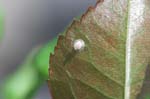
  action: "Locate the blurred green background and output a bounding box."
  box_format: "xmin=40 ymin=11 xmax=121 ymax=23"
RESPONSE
xmin=2 ymin=38 xmax=58 ymax=99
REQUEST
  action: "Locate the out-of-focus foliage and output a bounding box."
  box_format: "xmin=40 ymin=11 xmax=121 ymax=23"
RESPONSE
xmin=33 ymin=37 xmax=58 ymax=78
xmin=3 ymin=54 xmax=41 ymax=99
xmin=3 ymin=38 xmax=58 ymax=99
xmin=0 ymin=7 xmax=4 ymax=40
xmin=145 ymin=95 xmax=150 ymax=99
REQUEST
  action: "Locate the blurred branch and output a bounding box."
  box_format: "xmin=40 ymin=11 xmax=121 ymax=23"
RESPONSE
xmin=2 ymin=38 xmax=58 ymax=99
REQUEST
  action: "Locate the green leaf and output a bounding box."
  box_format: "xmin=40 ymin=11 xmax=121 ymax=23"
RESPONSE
xmin=3 ymin=38 xmax=58 ymax=99
xmin=49 ymin=0 xmax=150 ymax=99
xmin=145 ymin=94 xmax=150 ymax=99
xmin=3 ymin=50 xmax=41 ymax=99
xmin=33 ymin=38 xmax=58 ymax=78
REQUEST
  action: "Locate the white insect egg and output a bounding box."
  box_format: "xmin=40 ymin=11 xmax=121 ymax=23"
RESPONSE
xmin=73 ymin=39 xmax=85 ymax=51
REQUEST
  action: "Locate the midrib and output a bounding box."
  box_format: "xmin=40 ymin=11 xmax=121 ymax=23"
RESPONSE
xmin=125 ymin=0 xmax=145 ymax=99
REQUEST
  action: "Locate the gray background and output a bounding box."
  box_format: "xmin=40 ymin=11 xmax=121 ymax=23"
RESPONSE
xmin=0 ymin=0 xmax=97 ymax=98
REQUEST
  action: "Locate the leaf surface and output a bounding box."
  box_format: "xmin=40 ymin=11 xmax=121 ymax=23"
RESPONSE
xmin=49 ymin=0 xmax=150 ymax=99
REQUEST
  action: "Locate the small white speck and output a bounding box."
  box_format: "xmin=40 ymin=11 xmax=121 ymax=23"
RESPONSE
xmin=73 ymin=39 xmax=85 ymax=51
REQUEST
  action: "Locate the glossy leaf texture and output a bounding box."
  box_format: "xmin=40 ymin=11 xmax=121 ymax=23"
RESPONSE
xmin=48 ymin=0 xmax=150 ymax=99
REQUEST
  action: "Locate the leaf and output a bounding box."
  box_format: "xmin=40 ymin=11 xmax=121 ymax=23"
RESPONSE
xmin=48 ymin=0 xmax=150 ymax=99
xmin=3 ymin=48 xmax=41 ymax=99
xmin=3 ymin=38 xmax=58 ymax=99
xmin=33 ymin=38 xmax=58 ymax=78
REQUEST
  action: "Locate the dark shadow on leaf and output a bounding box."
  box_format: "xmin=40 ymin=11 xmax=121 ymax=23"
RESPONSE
xmin=137 ymin=64 xmax=150 ymax=99
xmin=63 ymin=49 xmax=78 ymax=65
